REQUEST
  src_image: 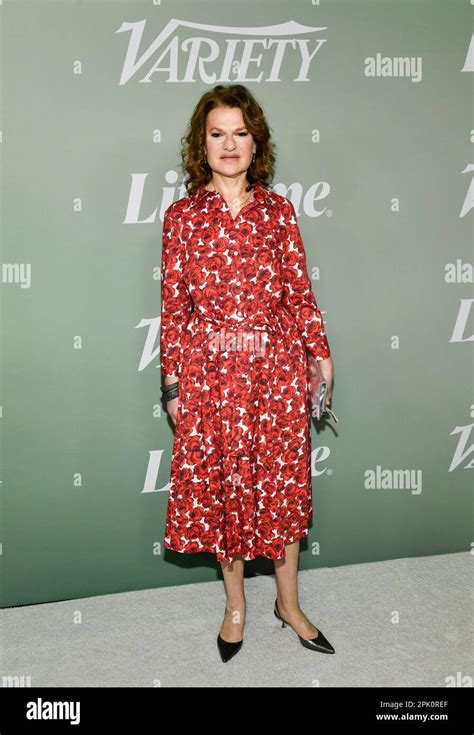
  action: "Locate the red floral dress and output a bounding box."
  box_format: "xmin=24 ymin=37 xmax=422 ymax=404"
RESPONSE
xmin=160 ymin=183 xmax=331 ymax=563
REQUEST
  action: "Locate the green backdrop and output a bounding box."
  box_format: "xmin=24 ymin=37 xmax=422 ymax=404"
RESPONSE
xmin=1 ymin=0 xmax=472 ymax=607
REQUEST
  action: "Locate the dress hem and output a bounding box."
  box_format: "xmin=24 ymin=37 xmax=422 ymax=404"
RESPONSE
xmin=163 ymin=530 xmax=310 ymax=563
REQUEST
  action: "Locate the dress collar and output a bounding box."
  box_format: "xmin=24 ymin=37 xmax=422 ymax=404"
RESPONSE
xmin=190 ymin=182 xmax=281 ymax=211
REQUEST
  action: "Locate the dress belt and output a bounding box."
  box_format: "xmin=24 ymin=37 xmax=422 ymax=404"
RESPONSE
xmin=191 ymin=308 xmax=282 ymax=335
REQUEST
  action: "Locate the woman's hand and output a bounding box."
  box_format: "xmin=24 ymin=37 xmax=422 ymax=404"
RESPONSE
xmin=318 ymin=356 xmax=334 ymax=406
xmin=166 ymin=395 xmax=179 ymax=426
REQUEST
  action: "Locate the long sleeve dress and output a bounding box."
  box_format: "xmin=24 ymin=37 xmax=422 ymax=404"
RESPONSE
xmin=160 ymin=182 xmax=331 ymax=563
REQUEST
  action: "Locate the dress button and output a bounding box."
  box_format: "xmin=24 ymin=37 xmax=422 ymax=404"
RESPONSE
xmin=231 ymin=472 xmax=241 ymax=486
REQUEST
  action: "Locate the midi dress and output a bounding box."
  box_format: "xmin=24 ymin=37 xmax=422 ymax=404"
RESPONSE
xmin=159 ymin=182 xmax=331 ymax=563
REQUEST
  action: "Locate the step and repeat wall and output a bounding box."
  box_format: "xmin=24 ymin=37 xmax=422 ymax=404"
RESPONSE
xmin=2 ymin=0 xmax=472 ymax=606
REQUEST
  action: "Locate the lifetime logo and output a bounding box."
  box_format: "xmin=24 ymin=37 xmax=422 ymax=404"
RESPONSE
xmin=116 ymin=19 xmax=328 ymax=85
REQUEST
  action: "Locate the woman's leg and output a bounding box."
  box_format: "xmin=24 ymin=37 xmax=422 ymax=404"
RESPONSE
xmin=219 ymin=555 xmax=246 ymax=642
xmin=274 ymin=539 xmax=320 ymax=639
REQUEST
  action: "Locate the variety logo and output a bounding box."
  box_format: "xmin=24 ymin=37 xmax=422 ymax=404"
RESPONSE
xmin=460 ymin=163 xmax=474 ymax=217
xmin=117 ymin=19 xmax=327 ymax=84
xmin=449 ymin=423 xmax=474 ymax=472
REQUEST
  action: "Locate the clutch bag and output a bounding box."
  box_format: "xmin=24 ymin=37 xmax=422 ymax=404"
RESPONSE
xmin=307 ymin=352 xmax=338 ymax=422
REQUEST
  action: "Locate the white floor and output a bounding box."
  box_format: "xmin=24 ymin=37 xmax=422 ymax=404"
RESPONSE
xmin=1 ymin=552 xmax=472 ymax=687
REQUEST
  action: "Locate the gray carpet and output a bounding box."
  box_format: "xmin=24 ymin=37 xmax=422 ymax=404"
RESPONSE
xmin=1 ymin=552 xmax=472 ymax=687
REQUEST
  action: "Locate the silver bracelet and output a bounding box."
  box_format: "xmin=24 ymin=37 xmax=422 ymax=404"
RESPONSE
xmin=161 ymin=381 xmax=178 ymax=393
xmin=162 ymin=387 xmax=178 ymax=402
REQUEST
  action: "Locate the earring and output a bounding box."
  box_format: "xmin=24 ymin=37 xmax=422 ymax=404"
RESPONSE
xmin=252 ymin=153 xmax=256 ymax=163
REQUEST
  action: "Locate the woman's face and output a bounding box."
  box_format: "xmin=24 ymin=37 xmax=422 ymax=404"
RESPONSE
xmin=203 ymin=106 xmax=256 ymax=182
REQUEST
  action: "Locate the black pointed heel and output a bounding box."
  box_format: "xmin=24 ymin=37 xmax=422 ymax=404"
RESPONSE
xmin=274 ymin=598 xmax=335 ymax=654
xmin=217 ymin=608 xmax=244 ymax=662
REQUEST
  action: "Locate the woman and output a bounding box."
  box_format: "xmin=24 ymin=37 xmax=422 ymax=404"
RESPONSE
xmin=160 ymin=84 xmax=335 ymax=662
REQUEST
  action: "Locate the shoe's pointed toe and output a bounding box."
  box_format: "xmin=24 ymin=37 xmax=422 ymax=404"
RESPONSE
xmin=217 ymin=634 xmax=243 ymax=663
xmin=299 ymin=629 xmax=335 ymax=654
xmin=274 ymin=597 xmax=335 ymax=654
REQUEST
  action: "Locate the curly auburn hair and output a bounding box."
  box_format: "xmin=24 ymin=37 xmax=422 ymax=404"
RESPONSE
xmin=179 ymin=84 xmax=276 ymax=196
